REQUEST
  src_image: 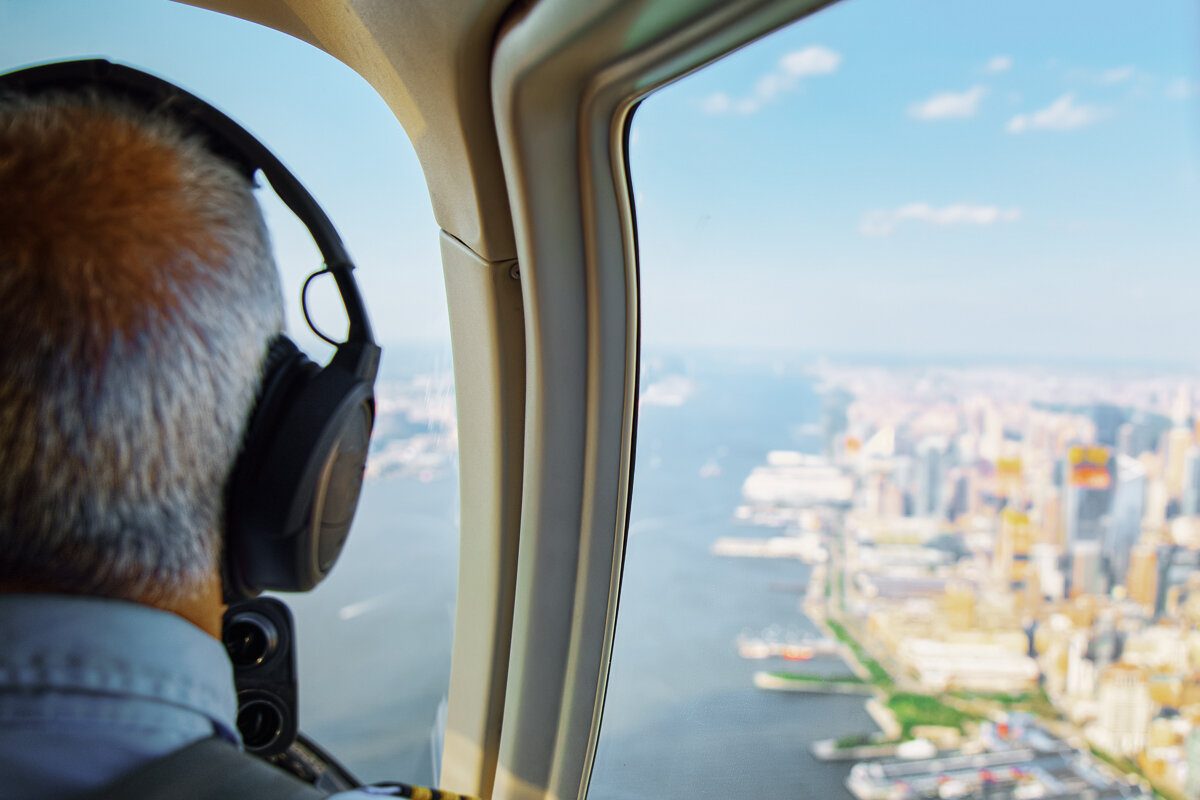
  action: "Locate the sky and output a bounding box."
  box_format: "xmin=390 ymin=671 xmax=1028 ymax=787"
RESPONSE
xmin=632 ymin=0 xmax=1200 ymax=363
xmin=2 ymin=0 xmax=1200 ymax=364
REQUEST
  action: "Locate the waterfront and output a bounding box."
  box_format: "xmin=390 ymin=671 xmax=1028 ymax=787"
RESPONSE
xmin=590 ymin=355 xmax=873 ymax=798
xmin=277 ymin=349 xmax=1196 ymax=798
xmin=279 ymin=351 xmax=870 ymax=793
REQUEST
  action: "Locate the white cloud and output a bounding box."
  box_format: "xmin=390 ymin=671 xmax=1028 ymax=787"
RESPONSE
xmin=1006 ymin=94 xmax=1107 ymax=133
xmin=908 ymin=85 xmax=987 ymax=120
xmin=700 ymin=92 xmax=731 ymax=114
xmin=781 ymin=46 xmax=842 ymax=77
xmin=859 ymin=203 xmax=1021 ymax=237
xmin=985 ymin=55 xmax=1013 ymax=74
xmin=1166 ymin=77 xmax=1198 ymax=100
xmin=1099 ymin=65 xmax=1135 ymax=84
xmin=701 ymin=45 xmax=841 ymax=115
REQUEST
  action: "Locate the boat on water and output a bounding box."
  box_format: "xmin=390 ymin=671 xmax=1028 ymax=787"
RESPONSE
xmin=781 ymin=645 xmax=815 ymax=661
xmin=737 ymin=639 xmax=773 ymax=660
xmin=737 ymin=633 xmax=833 ymax=660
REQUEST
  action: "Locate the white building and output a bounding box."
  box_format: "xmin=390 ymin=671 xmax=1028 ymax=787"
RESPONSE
xmin=897 ymin=636 xmax=1039 ymax=693
xmin=1093 ymin=664 xmax=1153 ymax=756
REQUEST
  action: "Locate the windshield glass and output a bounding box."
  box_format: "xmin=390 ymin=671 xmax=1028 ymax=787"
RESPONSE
xmin=0 ymin=0 xmax=459 ymax=785
xmin=592 ymin=2 xmax=1200 ymax=798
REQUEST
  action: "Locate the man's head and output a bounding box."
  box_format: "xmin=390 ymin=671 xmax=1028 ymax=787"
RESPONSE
xmin=0 ymin=90 xmax=284 ymax=619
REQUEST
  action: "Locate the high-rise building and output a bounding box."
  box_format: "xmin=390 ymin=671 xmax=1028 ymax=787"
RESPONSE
xmin=997 ymin=508 xmax=1033 ymax=591
xmin=1092 ymin=403 xmax=1126 ymax=448
xmin=1166 ymin=427 xmax=1194 ymax=500
xmin=1121 ymin=411 xmax=1174 ymax=460
xmin=941 ymin=581 xmax=976 ymax=631
xmin=1037 ymin=486 xmax=1064 ymax=547
xmin=1182 ymin=448 xmax=1200 ymax=516
xmin=1031 ymin=543 xmax=1064 ymax=601
xmin=1173 ymin=385 xmax=1193 ymax=429
xmin=1071 ymin=540 xmax=1105 ymax=597
xmin=995 ymin=454 xmax=1023 ymax=502
xmin=1117 ymin=422 xmax=1136 ymax=458
xmin=1089 ymin=613 xmax=1121 ymax=671
xmin=1066 ymin=631 xmax=1096 ymax=700
xmin=916 ymin=436 xmax=949 ymax=517
xmin=1157 ymin=547 xmax=1200 ymax=618
xmin=1064 ymin=445 xmax=1114 ymax=545
xmin=943 ymin=470 xmax=970 ymax=520
xmin=1126 ymin=544 xmax=1159 ymax=610
xmin=1095 ymin=664 xmax=1153 ymax=756
xmin=1145 ymin=477 xmax=1170 ymax=531
xmin=1104 ymin=455 xmax=1146 ymax=582
xmin=980 ymin=403 xmax=1003 ymax=463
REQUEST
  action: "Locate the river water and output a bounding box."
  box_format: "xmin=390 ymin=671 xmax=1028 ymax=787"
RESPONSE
xmin=589 ymin=353 xmax=871 ymax=799
xmin=285 ymin=350 xmax=871 ymax=797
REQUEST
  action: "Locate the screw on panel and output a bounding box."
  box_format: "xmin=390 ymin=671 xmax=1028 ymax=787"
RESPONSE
xmin=509 ymin=264 xmax=520 ymax=280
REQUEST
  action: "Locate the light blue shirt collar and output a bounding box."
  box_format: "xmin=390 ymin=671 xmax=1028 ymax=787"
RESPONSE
xmin=0 ymin=593 xmax=239 ymax=797
xmin=0 ymin=593 xmax=238 ymax=738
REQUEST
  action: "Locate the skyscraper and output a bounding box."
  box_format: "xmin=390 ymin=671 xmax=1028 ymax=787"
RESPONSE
xmin=1126 ymin=544 xmax=1158 ymax=610
xmin=997 ymin=507 xmax=1033 ymax=591
xmin=1165 ymin=426 xmax=1194 ymax=500
xmin=1031 ymin=543 xmax=1065 ymax=600
xmin=1119 ymin=410 xmax=1173 ymax=460
xmin=1092 ymin=403 xmax=1126 ymax=448
xmin=915 ymin=436 xmax=949 ymax=517
xmin=941 ymin=581 xmax=976 ymax=631
xmin=1182 ymin=447 xmax=1200 ymax=516
xmin=1064 ymin=445 xmax=1114 ymax=545
xmin=1037 ymin=486 xmax=1064 ymax=548
xmin=1104 ymin=455 xmax=1146 ymax=583
xmin=1157 ymin=547 xmax=1200 ymax=618
xmin=1071 ymin=540 xmax=1105 ymax=597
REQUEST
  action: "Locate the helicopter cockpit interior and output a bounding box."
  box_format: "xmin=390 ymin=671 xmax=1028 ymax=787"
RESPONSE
xmin=2 ymin=1 xmax=1199 ymax=799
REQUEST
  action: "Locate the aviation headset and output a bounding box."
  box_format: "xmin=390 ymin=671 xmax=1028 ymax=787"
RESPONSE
xmin=0 ymin=59 xmax=382 ymax=601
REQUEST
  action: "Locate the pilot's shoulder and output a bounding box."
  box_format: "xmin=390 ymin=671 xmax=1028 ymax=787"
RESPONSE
xmin=330 ymin=786 xmax=468 ymax=799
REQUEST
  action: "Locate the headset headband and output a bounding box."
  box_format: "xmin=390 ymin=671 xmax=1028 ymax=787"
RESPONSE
xmin=1 ymin=57 xmax=384 ymax=600
xmin=0 ymin=58 xmax=377 ymax=355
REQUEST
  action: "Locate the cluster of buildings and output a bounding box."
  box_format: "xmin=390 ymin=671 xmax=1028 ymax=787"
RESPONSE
xmin=364 ymin=374 xmax=458 ymax=481
xmin=747 ymin=365 xmax=1200 ymax=798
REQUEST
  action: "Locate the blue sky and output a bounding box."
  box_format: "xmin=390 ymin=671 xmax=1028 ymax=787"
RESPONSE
xmin=633 ymin=0 xmax=1200 ymax=362
xmin=2 ymin=0 xmax=1200 ymax=364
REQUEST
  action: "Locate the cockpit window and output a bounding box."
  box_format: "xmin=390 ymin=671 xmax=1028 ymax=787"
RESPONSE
xmin=1 ymin=1 xmax=458 ymax=785
xmin=592 ymin=1 xmax=1200 ymax=798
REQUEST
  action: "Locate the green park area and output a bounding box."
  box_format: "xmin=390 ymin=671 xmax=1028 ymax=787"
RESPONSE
xmin=833 ymin=732 xmax=899 ymax=750
xmin=765 ymin=671 xmax=865 ymax=685
xmin=826 ymin=618 xmax=893 ymax=687
xmin=823 ymin=615 xmax=987 ymax=742
xmin=950 ymin=688 xmax=1059 ymax=719
xmin=886 ymin=692 xmax=981 ymax=737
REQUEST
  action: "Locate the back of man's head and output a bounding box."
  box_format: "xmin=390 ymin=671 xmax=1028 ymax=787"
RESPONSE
xmin=0 ymin=90 xmax=284 ymax=606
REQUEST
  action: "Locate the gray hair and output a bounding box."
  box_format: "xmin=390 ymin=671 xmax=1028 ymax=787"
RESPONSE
xmin=0 ymin=91 xmax=284 ymax=602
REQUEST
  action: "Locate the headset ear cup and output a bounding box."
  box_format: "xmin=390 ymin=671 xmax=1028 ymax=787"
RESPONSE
xmin=225 ymin=335 xmax=318 ymax=600
xmin=309 ymin=392 xmax=374 ymax=577
xmin=260 ymin=337 xmax=305 ymax=385
xmin=224 ymin=335 xmax=374 ymax=601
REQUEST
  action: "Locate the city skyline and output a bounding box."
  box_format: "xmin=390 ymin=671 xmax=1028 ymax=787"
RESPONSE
xmin=708 ymin=359 xmax=1200 ymax=798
